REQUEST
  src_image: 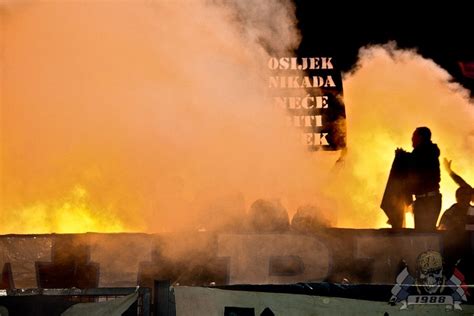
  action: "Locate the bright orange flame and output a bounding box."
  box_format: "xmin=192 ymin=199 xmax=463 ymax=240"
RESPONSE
xmin=404 ymin=211 xmax=414 ymax=229
xmin=3 ymin=185 xmax=129 ymax=234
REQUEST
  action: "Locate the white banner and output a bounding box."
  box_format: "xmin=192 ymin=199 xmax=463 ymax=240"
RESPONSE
xmin=174 ymin=287 xmax=474 ymax=316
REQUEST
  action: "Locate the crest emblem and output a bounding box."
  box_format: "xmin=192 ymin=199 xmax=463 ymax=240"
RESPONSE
xmin=390 ymin=251 xmax=468 ymax=310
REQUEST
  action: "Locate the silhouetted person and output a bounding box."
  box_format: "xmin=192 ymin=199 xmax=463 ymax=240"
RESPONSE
xmin=443 ymin=158 xmax=474 ymax=230
xmin=407 ymin=127 xmax=442 ymax=231
xmin=439 ymin=186 xmax=472 ymax=230
xmin=247 ymin=199 xmax=289 ymax=233
xmin=291 ymin=204 xmax=334 ymax=233
xmin=382 ymin=127 xmax=441 ymax=231
xmin=438 ymin=186 xmax=473 ymax=280
xmin=444 ymin=158 xmax=473 ymax=203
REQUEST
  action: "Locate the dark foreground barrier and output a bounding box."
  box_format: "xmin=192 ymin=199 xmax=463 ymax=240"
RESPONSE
xmin=1 ymin=229 xmax=473 ymax=289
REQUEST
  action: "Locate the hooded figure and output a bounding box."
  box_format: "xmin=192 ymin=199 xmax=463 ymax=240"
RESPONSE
xmin=381 ymin=127 xmax=441 ymax=231
xmin=409 ymin=127 xmax=442 ymax=231
xmin=409 ymin=127 xmax=441 ymax=196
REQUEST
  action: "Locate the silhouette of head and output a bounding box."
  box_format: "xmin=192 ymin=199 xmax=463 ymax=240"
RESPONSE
xmin=412 ymin=127 xmax=431 ymax=148
xmin=456 ymin=186 xmax=472 ymax=206
xmin=248 ymin=199 xmax=290 ymax=233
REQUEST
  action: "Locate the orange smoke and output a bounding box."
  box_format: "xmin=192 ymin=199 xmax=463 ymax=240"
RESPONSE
xmin=1 ymin=3 xmax=473 ymax=234
xmin=1 ymin=0 xmax=326 ymax=234
xmin=336 ymin=43 xmax=474 ymax=228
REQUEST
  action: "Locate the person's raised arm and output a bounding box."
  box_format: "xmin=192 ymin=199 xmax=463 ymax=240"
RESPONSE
xmin=444 ymin=158 xmax=470 ymax=187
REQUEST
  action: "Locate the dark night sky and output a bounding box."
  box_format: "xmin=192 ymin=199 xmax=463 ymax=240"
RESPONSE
xmin=294 ymin=2 xmax=474 ymax=94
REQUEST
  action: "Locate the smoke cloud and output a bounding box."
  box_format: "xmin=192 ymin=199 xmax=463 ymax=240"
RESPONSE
xmin=1 ymin=0 xmax=336 ymax=233
xmin=1 ymin=3 xmax=472 ymax=234
xmin=334 ymin=43 xmax=474 ymax=227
